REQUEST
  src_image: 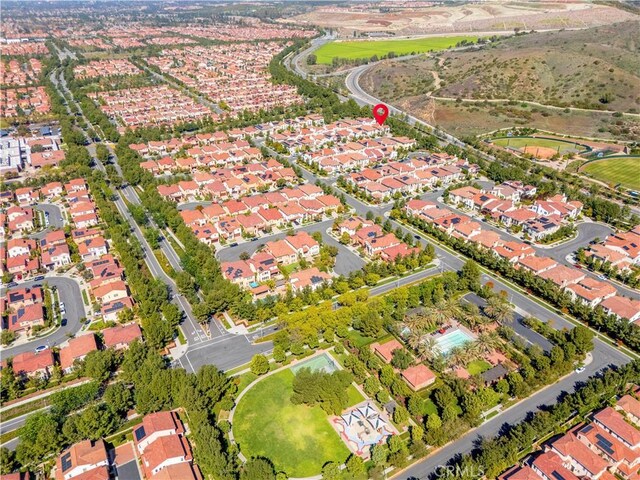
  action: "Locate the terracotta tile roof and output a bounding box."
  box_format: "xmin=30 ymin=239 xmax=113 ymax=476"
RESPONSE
xmin=593 ymin=406 xmax=640 ymax=447
xmin=371 ymin=339 xmax=403 ymax=363
xmin=102 ymin=322 xmax=142 ymax=348
xmin=60 ymin=334 xmax=98 ymax=370
xmin=401 ymin=364 xmax=436 ymax=390
xmin=551 ymin=431 xmax=609 ymax=476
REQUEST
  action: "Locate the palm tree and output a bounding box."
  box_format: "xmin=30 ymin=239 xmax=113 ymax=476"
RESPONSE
xmin=476 ymin=331 xmax=502 ymax=354
xmin=485 ymin=296 xmax=513 ymax=325
xmin=417 ymin=336 xmax=440 ymax=362
xmin=407 ymin=331 xmax=424 ymax=351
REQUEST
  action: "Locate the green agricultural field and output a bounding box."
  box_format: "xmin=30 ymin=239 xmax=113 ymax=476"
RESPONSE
xmin=491 ymin=137 xmax=585 ymax=154
xmin=233 ymin=369 xmax=350 ymax=477
xmin=581 ymin=156 xmax=640 ymax=190
xmin=314 ymin=36 xmax=479 ymax=64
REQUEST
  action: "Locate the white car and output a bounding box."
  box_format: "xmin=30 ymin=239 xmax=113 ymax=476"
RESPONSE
xmin=35 ymin=345 xmax=48 ymax=353
xmin=60 ymin=302 xmax=66 ymax=314
xmin=575 ymin=366 xmax=586 ymax=374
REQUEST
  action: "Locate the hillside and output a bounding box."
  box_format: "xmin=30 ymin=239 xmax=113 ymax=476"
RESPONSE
xmin=364 ymin=21 xmax=640 ymax=113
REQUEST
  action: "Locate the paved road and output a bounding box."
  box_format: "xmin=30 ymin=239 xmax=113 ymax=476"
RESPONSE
xmin=34 ymin=203 xmax=65 ymax=229
xmin=0 ymin=276 xmax=86 ymax=357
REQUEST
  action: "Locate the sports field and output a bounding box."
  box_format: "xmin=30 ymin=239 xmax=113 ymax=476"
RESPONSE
xmin=314 ymin=36 xmax=479 ymax=64
xmin=581 ymin=156 xmax=640 ymax=190
xmin=233 ymin=369 xmax=350 ymax=477
xmin=492 ymin=137 xmax=586 ymax=156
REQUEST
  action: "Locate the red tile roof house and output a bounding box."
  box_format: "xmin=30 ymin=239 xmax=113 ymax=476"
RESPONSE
xmin=401 ymin=364 xmax=436 ymax=391
xmin=150 ymin=462 xmax=201 ymax=480
xmin=366 ymin=233 xmax=401 ymax=258
xmin=12 ymin=350 xmax=54 ymax=379
xmin=248 ymin=252 xmax=279 ymax=282
xmin=289 ymin=267 xmax=332 ymax=292
xmin=140 ymin=433 xmax=193 ymax=479
xmin=338 ymin=216 xmax=373 ymax=236
xmin=576 ymin=422 xmax=639 ymax=477
xmin=285 ymin=232 xmax=320 ymax=259
xmin=516 ymin=255 xmax=558 ymax=275
xmin=221 ymin=260 xmax=255 ymax=288
xmin=7 ymin=238 xmax=36 ymax=258
xmin=265 ymin=239 xmax=298 ymax=265
xmin=59 ymin=334 xmax=98 ymax=373
xmin=449 ymin=186 xmax=481 ymax=210
xmin=41 ymin=244 xmax=72 ymax=270
xmin=593 ymin=406 xmax=640 ymax=450
xmin=102 ymin=322 xmax=143 ymax=351
xmin=538 ymin=265 xmax=586 ymax=289
xmin=530 ymin=451 xmax=579 ymax=480
xmin=77 ymin=237 xmax=109 ymax=262
xmin=7 ymin=303 xmax=45 ymax=333
xmin=599 ymin=296 xmax=640 ymax=323
xmin=617 ymin=394 xmax=640 ymax=427
xmin=134 ymin=411 xmax=185 ymax=454
xmin=565 ymin=278 xmax=617 ymax=308
xmin=6 ymin=286 xmax=43 ymax=308
xmin=586 ymin=244 xmax=633 ymax=272
xmin=92 ymin=280 xmax=129 ymax=304
xmin=55 ymin=439 xmax=109 ymax=480
xmin=101 ymin=296 xmax=135 ymax=322
xmin=370 ymin=339 xmax=403 ymax=363
xmin=549 ymin=429 xmax=610 ymax=478
xmin=497 ymin=465 xmax=539 ymax=480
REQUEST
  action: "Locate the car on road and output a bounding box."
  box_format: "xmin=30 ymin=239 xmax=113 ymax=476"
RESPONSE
xmin=7 ymin=282 xmax=17 ymax=288
xmin=61 ymin=318 xmax=67 ymax=326
xmin=575 ymin=366 xmax=586 ymax=374
xmin=230 ymin=242 xmax=238 ymax=247
xmin=598 ymin=274 xmax=607 ymax=280
xmin=60 ymin=302 xmax=66 ymax=314
xmin=414 ymin=234 xmax=421 ymax=239
xmin=34 ymin=345 xmax=48 ymax=353
xmin=34 ymin=276 xmax=44 ymax=281
xmin=574 ymin=264 xmax=583 ymax=269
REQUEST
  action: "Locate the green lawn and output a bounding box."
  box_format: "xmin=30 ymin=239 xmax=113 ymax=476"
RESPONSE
xmin=315 ymin=36 xmax=479 ymax=64
xmin=466 ymin=359 xmax=492 ymax=376
xmin=347 ymin=384 xmax=365 ymax=406
xmin=581 ymin=156 xmax=640 ymax=190
xmin=491 ymin=136 xmax=584 ymax=154
xmin=233 ymin=369 xmax=350 ymax=477
xmin=280 ymin=262 xmax=300 ymax=275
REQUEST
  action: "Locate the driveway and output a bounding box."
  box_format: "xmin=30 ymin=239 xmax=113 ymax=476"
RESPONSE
xmin=1 ymin=276 xmax=86 ymax=357
xmin=34 ymin=203 xmax=65 ymax=229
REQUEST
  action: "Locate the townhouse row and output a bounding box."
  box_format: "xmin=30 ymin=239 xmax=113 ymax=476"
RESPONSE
xmin=179 ymin=185 xmax=342 ymax=245
xmin=221 ymin=231 xmax=332 ymax=298
xmin=2 ymin=322 xmax=142 ymax=380
xmin=337 ymin=215 xmax=421 ymax=261
xmin=50 ymin=410 xmax=200 ymax=480
xmin=501 ymin=391 xmax=640 ymax=480
xmin=346 ymin=153 xmax=478 ymax=200
xmin=405 ymin=198 xmax=640 ymax=322
xmin=584 ymin=226 xmax=640 ymax=273
xmin=449 ymin=183 xmax=581 ymax=241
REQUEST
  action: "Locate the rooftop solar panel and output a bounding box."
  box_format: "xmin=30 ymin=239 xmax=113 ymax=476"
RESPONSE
xmin=61 ymin=452 xmax=72 ymax=472
xmin=134 ymin=426 xmax=146 ymax=441
xmin=595 ymin=433 xmax=615 ymax=455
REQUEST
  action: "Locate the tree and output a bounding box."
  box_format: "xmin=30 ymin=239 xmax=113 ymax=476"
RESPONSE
xmin=307 ymin=54 xmax=317 ymax=65
xmin=272 ymin=346 xmax=286 ymax=363
xmin=104 ymin=382 xmax=134 ymax=416
xmin=393 ymin=405 xmax=410 ymax=425
xmin=250 ymin=354 xmax=270 ymax=376
xmin=485 ymin=296 xmax=513 ymax=324
xmin=0 ymin=447 xmax=17 ymax=475
xmin=321 ymin=462 xmax=341 ymax=480
xmin=240 ymin=458 xmax=276 ymax=480
xmin=371 ymin=444 xmax=389 ymax=467
xmin=291 ymin=368 xmax=353 ymax=415
xmin=0 ymin=330 xmax=16 ymax=346
xmin=391 ymin=349 xmax=413 ymax=370
xmin=460 ymin=260 xmax=481 ymax=291
xmin=81 ymin=349 xmax=117 ymax=382
xmin=16 ymin=412 xmax=61 ymax=467
xmin=345 ymin=454 xmax=366 ymax=478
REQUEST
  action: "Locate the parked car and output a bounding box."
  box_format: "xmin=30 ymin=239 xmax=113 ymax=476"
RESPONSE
xmin=575 ymin=366 xmax=586 ymax=374
xmin=7 ymin=281 xmax=18 ymax=288
xmin=61 ymin=318 xmax=67 ymax=326
xmin=60 ymin=302 xmax=66 ymax=314
xmin=34 ymin=276 xmax=44 ymax=281
xmin=34 ymin=345 xmax=48 ymax=353
xmin=598 ymin=274 xmax=607 ymax=280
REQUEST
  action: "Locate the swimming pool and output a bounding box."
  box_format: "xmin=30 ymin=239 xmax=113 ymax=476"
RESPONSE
xmin=291 ymin=353 xmax=338 ymax=374
xmin=435 ymin=329 xmax=474 ymax=355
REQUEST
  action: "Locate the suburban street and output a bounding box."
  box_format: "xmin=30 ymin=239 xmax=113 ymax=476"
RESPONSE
xmin=0 ymin=276 xmax=86 ymax=357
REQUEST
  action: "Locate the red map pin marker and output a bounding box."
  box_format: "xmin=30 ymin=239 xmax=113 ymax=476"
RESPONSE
xmin=373 ymin=103 xmax=389 ymax=125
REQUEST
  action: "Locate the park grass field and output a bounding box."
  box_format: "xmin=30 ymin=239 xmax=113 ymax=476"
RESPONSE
xmin=314 ymin=36 xmax=478 ymax=64
xmin=466 ymin=359 xmax=492 ymax=376
xmin=233 ymin=369 xmax=350 ymax=477
xmin=581 ymin=156 xmax=640 ymax=190
xmin=491 ymin=137 xmax=585 ymax=155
